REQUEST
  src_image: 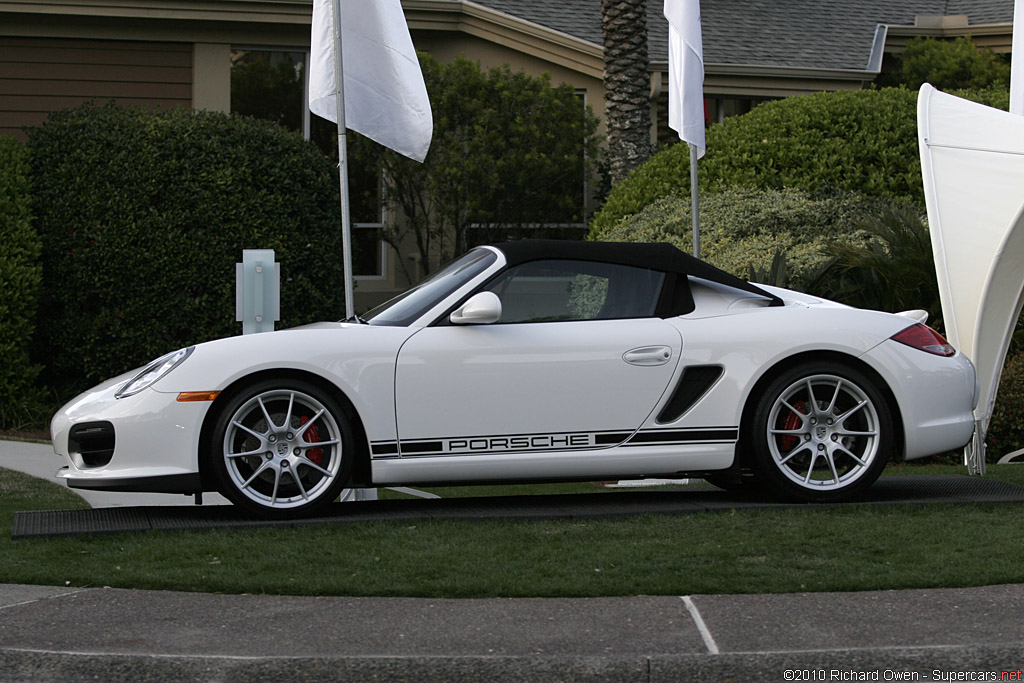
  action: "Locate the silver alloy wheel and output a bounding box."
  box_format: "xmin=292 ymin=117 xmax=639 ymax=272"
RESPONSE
xmin=766 ymin=373 xmax=881 ymax=491
xmin=222 ymin=388 xmax=343 ymax=510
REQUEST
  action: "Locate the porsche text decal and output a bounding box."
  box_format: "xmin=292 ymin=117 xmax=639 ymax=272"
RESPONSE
xmin=449 ymin=433 xmax=593 ymax=453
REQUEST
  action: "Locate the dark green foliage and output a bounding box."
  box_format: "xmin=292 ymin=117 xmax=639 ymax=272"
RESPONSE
xmin=0 ymin=136 xmax=44 ymax=427
xmin=878 ymin=36 xmax=1010 ymax=91
xmin=591 ymin=87 xmax=1010 ymax=237
xmin=988 ymin=351 xmax=1024 ymax=461
xmin=749 ymin=250 xmax=788 ymax=288
xmin=954 ymin=85 xmax=1010 ymax=110
xmin=28 ymin=103 xmax=345 ymax=393
xmin=808 ymin=202 xmax=943 ymax=326
xmin=351 ymin=54 xmax=601 ymax=278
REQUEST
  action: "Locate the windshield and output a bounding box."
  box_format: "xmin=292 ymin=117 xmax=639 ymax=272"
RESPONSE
xmin=364 ymin=248 xmax=498 ymax=326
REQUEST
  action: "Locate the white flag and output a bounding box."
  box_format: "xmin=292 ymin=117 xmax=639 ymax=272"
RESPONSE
xmin=1012 ymin=0 xmax=1024 ymax=115
xmin=309 ymin=0 xmax=433 ymax=162
xmin=664 ymin=0 xmax=705 ymax=157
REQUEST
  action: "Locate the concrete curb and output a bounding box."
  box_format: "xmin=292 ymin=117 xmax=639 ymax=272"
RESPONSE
xmin=3 ymin=645 xmax=1024 ymax=682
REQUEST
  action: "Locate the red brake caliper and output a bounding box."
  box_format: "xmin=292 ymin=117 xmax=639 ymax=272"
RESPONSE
xmin=778 ymin=400 xmax=806 ymax=452
xmin=300 ymin=415 xmax=324 ymax=466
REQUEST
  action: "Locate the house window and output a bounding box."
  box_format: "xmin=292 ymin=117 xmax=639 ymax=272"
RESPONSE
xmin=230 ymin=48 xmax=386 ymax=278
xmin=230 ymin=49 xmax=305 ymax=131
xmin=348 ymin=165 xmax=386 ymax=280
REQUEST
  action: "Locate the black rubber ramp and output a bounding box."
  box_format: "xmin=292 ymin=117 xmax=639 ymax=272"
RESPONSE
xmin=12 ymin=474 xmax=1024 ymax=539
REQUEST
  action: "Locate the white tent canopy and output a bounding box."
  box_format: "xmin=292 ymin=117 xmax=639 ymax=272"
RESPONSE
xmin=918 ymin=84 xmax=1024 ymax=474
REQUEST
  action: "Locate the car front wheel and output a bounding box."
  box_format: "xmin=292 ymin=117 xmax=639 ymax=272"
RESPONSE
xmin=748 ymin=362 xmax=893 ymax=503
xmin=210 ymin=378 xmax=353 ymax=517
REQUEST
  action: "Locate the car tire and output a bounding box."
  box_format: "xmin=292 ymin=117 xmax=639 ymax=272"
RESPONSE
xmin=748 ymin=362 xmax=893 ymax=503
xmin=210 ymin=378 xmax=354 ymax=518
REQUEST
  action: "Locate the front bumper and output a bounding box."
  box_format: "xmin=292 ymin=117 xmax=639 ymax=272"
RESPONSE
xmin=51 ymin=376 xmax=213 ymax=493
xmin=58 ymin=467 xmax=202 ymax=493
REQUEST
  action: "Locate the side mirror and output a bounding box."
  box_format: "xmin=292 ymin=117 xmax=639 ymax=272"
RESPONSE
xmin=450 ymin=292 xmax=502 ymax=325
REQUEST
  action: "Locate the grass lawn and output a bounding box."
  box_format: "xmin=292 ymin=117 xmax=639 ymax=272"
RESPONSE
xmin=2 ymin=463 xmax=1024 ymax=597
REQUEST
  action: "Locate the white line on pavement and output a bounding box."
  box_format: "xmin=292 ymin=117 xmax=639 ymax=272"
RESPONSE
xmin=681 ymin=595 xmax=720 ymax=654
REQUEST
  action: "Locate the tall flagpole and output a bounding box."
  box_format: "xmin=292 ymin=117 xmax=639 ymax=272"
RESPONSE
xmin=664 ymin=0 xmax=705 ymax=259
xmin=689 ymin=143 xmax=700 ymax=259
xmin=1012 ymin=0 xmax=1024 ymax=115
xmin=330 ymin=0 xmax=355 ymax=320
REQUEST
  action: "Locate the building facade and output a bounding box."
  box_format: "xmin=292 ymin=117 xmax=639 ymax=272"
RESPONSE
xmin=1 ymin=0 xmax=1015 ymax=306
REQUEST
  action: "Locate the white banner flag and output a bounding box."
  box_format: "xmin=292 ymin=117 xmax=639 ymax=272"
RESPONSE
xmin=664 ymin=0 xmax=705 ymax=156
xmin=1012 ymin=0 xmax=1024 ymax=115
xmin=309 ymin=0 xmax=433 ymax=162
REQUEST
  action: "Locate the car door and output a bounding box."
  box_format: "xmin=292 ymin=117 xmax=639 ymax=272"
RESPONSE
xmin=393 ymin=259 xmax=683 ymax=457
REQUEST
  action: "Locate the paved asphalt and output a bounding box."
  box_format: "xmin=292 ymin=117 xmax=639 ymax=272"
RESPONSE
xmin=3 ymin=439 xmax=1024 ymax=682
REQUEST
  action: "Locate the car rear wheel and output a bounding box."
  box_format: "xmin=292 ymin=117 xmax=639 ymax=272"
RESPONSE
xmin=749 ymin=362 xmax=892 ymax=503
xmin=210 ymin=378 xmax=353 ymax=517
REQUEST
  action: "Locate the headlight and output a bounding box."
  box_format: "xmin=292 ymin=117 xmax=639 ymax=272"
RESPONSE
xmin=115 ymin=347 xmax=194 ymax=399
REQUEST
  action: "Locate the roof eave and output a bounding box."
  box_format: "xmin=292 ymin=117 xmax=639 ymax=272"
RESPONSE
xmin=405 ymin=0 xmax=604 ymax=79
xmin=650 ymin=61 xmax=879 ymax=97
xmin=884 ymin=20 xmax=1013 ymax=52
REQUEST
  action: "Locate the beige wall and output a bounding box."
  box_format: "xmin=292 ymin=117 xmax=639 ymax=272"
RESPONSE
xmin=0 ymin=36 xmax=192 ymax=139
xmin=192 ymin=42 xmax=230 ymax=112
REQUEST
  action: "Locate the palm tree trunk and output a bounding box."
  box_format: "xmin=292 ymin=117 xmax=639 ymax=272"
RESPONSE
xmin=602 ymin=0 xmax=653 ymax=186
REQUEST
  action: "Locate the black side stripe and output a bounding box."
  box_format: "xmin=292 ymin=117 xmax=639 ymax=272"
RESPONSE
xmin=595 ymin=432 xmax=632 ymax=445
xmin=400 ymin=441 xmax=445 ymax=454
xmin=626 ymin=428 xmax=738 ymax=444
xmin=371 ymin=428 xmax=739 ymax=458
xmin=371 ymin=442 xmax=398 ymax=456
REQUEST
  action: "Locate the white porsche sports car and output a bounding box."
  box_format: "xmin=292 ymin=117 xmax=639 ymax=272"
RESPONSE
xmin=51 ymin=240 xmax=977 ymax=517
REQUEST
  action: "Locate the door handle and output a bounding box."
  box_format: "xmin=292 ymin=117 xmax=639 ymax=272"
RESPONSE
xmin=623 ymin=346 xmax=673 ymax=366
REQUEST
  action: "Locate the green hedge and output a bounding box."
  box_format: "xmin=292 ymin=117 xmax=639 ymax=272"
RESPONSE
xmin=0 ymin=136 xmax=43 ymax=428
xmin=592 ymin=87 xmax=1011 ymax=237
xmin=28 ymin=103 xmax=345 ymax=393
xmin=593 ymin=187 xmax=877 ymax=289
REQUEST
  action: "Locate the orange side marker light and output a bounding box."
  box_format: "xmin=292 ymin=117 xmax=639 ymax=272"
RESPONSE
xmin=176 ymin=391 xmax=221 ymax=402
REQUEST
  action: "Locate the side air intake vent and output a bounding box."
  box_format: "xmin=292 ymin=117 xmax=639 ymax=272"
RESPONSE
xmin=656 ymin=365 xmax=724 ymax=424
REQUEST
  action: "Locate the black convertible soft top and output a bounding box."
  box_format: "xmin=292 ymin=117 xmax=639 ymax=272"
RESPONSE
xmin=491 ymin=239 xmax=783 ymax=310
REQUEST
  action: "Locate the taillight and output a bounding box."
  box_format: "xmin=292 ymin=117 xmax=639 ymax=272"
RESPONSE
xmin=891 ymin=323 xmax=955 ymax=357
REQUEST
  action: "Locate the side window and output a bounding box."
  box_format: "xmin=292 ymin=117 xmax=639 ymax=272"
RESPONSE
xmin=485 ymin=260 xmax=665 ymax=323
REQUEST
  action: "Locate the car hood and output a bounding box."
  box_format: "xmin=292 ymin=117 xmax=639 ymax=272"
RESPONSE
xmin=150 ymin=322 xmax=417 ymax=394
xmin=284 ymin=320 xmax=354 ymax=331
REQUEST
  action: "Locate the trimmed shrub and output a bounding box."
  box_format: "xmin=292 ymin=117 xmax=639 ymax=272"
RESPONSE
xmin=0 ymin=136 xmax=43 ymax=428
xmin=28 ymin=103 xmax=345 ymax=393
xmin=592 ymin=87 xmax=1011 ymax=237
xmin=593 ymin=187 xmax=876 ymax=289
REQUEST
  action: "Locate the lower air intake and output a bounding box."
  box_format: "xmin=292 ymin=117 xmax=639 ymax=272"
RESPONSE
xmin=69 ymin=421 xmax=116 ymax=468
